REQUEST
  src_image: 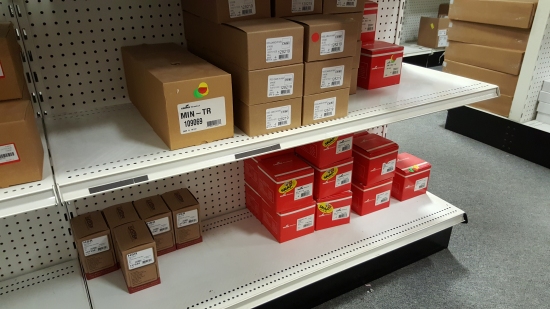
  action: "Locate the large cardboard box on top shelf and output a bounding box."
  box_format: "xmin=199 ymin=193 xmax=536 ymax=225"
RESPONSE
xmin=417 ymin=17 xmax=450 ymax=49
xmin=0 ymin=22 xmax=26 ymax=102
xmin=448 ymin=20 xmax=530 ymax=51
xmin=234 ymin=97 xmax=302 ymax=136
xmin=449 ymin=0 xmax=538 ymax=29
xmin=323 ymin=0 xmax=367 ymax=14
xmin=446 ymin=42 xmax=525 ymax=76
xmin=121 ymin=43 xmax=234 ymax=151
xmin=272 ymin=0 xmax=323 ymax=17
xmin=181 ymin=0 xmax=271 ymax=24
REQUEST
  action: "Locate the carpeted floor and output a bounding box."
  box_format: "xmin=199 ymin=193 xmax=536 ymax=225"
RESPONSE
xmin=315 ymin=111 xmax=550 ymax=309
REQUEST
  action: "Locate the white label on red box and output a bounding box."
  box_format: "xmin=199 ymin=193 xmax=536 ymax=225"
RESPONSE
xmin=127 ymin=248 xmax=155 ymax=270
xmin=415 ymin=177 xmax=429 ymax=191
xmin=268 ymin=73 xmax=294 ymax=97
xmin=0 ymin=61 xmax=4 ymax=78
xmin=146 ymin=217 xmax=171 ymax=236
xmin=337 ymin=0 xmax=357 ymax=7
xmin=82 ymin=235 xmax=110 ymax=257
xmin=266 ymin=105 xmax=291 ymax=129
xmin=438 ymin=35 xmax=449 ymax=47
xmin=336 ymin=137 xmax=353 ymax=154
xmin=297 ymin=214 xmax=314 ymax=231
xmin=362 ymin=14 xmax=376 ymax=32
xmin=178 ymin=97 xmax=227 ymax=135
xmin=375 ymin=190 xmax=391 ymax=206
xmin=266 ymin=36 xmax=293 ymax=63
xmin=384 ymin=57 xmax=402 ymax=78
xmin=294 ymin=183 xmax=313 ymax=200
xmin=313 ymin=97 xmax=336 ymax=120
xmin=320 ymin=30 xmax=345 ymax=55
xmin=335 ymin=171 xmax=352 ymax=187
xmin=321 ymin=65 xmax=345 ymax=89
xmin=0 ymin=144 xmax=20 ymax=165
xmin=228 ymin=0 xmax=256 ymax=18
xmin=332 ymin=206 xmax=351 ymax=220
xmin=292 ymin=0 xmax=315 ymax=12
xmin=177 ymin=209 xmax=199 ymax=228
xmin=381 ymin=159 xmax=396 ymax=175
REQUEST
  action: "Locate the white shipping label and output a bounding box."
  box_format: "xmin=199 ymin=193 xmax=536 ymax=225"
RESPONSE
xmin=228 ymin=0 xmax=256 ymax=18
xmin=294 ymin=183 xmax=313 ymax=200
xmin=268 ymin=73 xmax=294 ymax=97
xmin=292 ymin=0 xmax=315 ymax=12
xmin=0 ymin=144 xmax=20 ymax=165
xmin=438 ymin=35 xmax=449 ymax=48
xmin=362 ymin=14 xmax=377 ymax=32
xmin=178 ymin=97 xmax=227 ymax=135
xmin=335 ymin=171 xmax=352 ymax=187
xmin=337 ymin=0 xmax=358 ymax=7
xmin=336 ymin=137 xmax=353 ymax=154
xmin=320 ymin=30 xmax=345 ymax=55
xmin=82 ymin=235 xmax=110 ymax=257
xmin=384 ymin=57 xmax=403 ymax=78
xmin=297 ymin=214 xmax=314 ymax=231
xmin=127 ymin=248 xmax=155 ymax=271
xmin=266 ymin=36 xmax=293 ymax=63
xmin=381 ymin=159 xmax=396 ymax=175
xmin=266 ymin=105 xmax=291 ymax=129
xmin=321 ymin=65 xmax=345 ymax=89
xmin=332 ymin=206 xmax=351 ymax=221
xmin=0 ymin=62 xmax=4 ymax=78
xmin=375 ymin=191 xmax=391 ymax=206
xmin=313 ymin=97 xmax=337 ymax=120
xmin=146 ymin=217 xmax=171 ymax=236
xmin=177 ymin=209 xmax=199 ymax=228
xmin=438 ymin=29 xmax=447 ymax=36
xmin=415 ymin=177 xmax=429 ymax=191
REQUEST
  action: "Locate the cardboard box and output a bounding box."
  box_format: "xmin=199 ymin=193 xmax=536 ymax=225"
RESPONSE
xmin=470 ymin=94 xmax=513 ymax=117
xmin=133 ymin=196 xmax=176 ymax=256
xmin=391 ymin=153 xmax=431 ymax=201
xmin=113 ymin=221 xmax=160 ymax=294
xmin=448 ymin=20 xmax=530 ymax=51
xmin=102 ymin=202 xmax=141 ymax=263
xmin=353 ymin=40 xmax=361 ymax=68
xmin=438 ymin=3 xmax=449 ymax=17
xmin=288 ymin=15 xmax=359 ymax=62
xmin=443 ymin=60 xmax=519 ymax=97
xmin=350 ymin=67 xmax=358 ymax=94
xmin=361 ymin=1 xmax=378 ymax=43
xmin=295 ymin=133 xmax=353 ymax=168
xmin=323 ymin=0 xmax=366 ymax=14
xmin=449 ymin=0 xmax=538 ymax=29
xmin=304 ymin=57 xmax=353 ymax=95
xmin=417 ymin=17 xmax=449 ymax=49
xmin=272 ymin=0 xmax=323 ymax=17
xmin=302 ymin=88 xmax=350 ymax=125
xmin=351 ymin=179 xmax=392 ymax=216
xmin=446 ymin=41 xmax=525 ymax=75
xmin=311 ymin=156 xmax=353 ymax=199
xmin=122 ymin=43 xmax=234 ymax=151
xmin=181 ymin=0 xmax=271 ymax=24
xmin=161 ymin=189 xmax=203 ymax=250
xmin=358 ymin=41 xmax=404 ymax=90
xmin=70 ymin=211 xmax=118 ymax=280
xmin=352 ymin=134 xmax=399 ymax=186
xmin=335 ymin=12 xmax=363 ymax=37
xmin=234 ymin=97 xmax=302 ymax=137
xmin=0 ymin=23 xmax=26 ymax=102
xmin=315 ymin=190 xmax=352 ymax=230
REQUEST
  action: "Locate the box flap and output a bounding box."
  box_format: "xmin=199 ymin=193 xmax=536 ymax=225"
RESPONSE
xmin=225 ymin=17 xmax=303 ymax=33
xmin=353 ymin=134 xmax=399 ymax=157
xmin=133 ymin=195 xmax=171 ymax=219
xmin=102 ymin=202 xmax=141 ymax=229
xmin=113 ymin=221 xmax=155 ymax=251
xmin=71 ymin=211 xmax=109 ymax=239
xmin=258 ymin=153 xmax=313 ymax=182
xmin=0 ymin=22 xmax=12 ymax=38
xmin=395 ymin=153 xmax=431 ymax=176
xmin=161 ymin=188 xmax=199 ymax=211
xmin=0 ymin=99 xmax=30 ymax=124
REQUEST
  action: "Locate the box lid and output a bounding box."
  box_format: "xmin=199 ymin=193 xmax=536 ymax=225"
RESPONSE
xmin=113 ymin=221 xmax=155 ymax=251
xmin=395 ymin=153 xmax=431 ymax=176
xmin=316 ymin=190 xmax=353 ymax=203
xmin=70 ymin=211 xmax=109 ymax=239
xmin=161 ymin=188 xmax=199 ymax=212
xmin=0 ymin=99 xmax=31 ymax=124
xmin=133 ymin=195 xmax=171 ymax=220
xmin=314 ymin=156 xmax=354 ymax=171
xmin=353 ymin=134 xmax=399 ymax=158
xmin=102 ymin=202 xmax=141 ymax=229
xmin=287 ymin=14 xmax=354 ymax=27
xmin=258 ymin=153 xmax=314 ymax=183
xmin=361 ymin=41 xmax=404 ymax=55
xmin=226 ymin=17 xmax=303 ymax=33
xmin=352 ymin=179 xmax=393 ymax=191
xmin=0 ymin=22 xmax=11 ymax=38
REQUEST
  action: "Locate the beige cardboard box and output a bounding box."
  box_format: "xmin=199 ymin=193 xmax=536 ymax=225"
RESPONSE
xmin=113 ymin=221 xmax=160 ymax=294
xmin=133 ymin=195 xmax=176 ymax=255
xmin=417 ymin=17 xmax=450 ymax=49
xmin=70 ymin=211 xmax=118 ymax=280
xmin=235 ymin=97 xmax=302 ymax=136
xmin=449 ymin=0 xmax=538 ymax=29
xmin=350 ymin=67 xmax=358 ymax=94
xmin=122 ymin=43 xmax=234 ymax=151
xmin=161 ymin=189 xmax=202 ymax=249
xmin=353 ymin=40 xmax=361 ymax=69
xmin=0 ymin=23 xmax=26 ymax=102
xmin=323 ymin=0 xmax=366 ymax=14
xmin=334 ymin=12 xmax=363 ymax=38
xmin=448 ymin=20 xmax=530 ymax=51
xmin=302 ymin=88 xmax=350 ymax=125
xmin=272 ymin=0 xmax=323 ymax=17
xmin=446 ymin=42 xmax=525 ymax=76
xmin=470 ymin=95 xmax=513 ymax=118
xmin=304 ymin=57 xmax=353 ymax=95
xmin=102 ymin=202 xmax=141 ymax=262
xmin=181 ymin=0 xmax=271 ymax=24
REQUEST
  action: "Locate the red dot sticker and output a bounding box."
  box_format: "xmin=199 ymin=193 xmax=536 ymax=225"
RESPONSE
xmin=312 ymin=33 xmax=320 ymax=43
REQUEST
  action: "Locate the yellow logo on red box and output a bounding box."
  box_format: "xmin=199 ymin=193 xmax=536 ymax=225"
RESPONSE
xmin=318 ymin=202 xmax=334 ymax=214
xmin=279 ymin=180 xmax=297 ymax=194
xmin=322 ymin=167 xmax=338 ymax=181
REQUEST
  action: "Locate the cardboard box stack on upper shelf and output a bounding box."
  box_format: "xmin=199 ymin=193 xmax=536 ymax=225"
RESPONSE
xmin=537 ymin=81 xmax=550 ymax=124
xmin=272 ymin=0 xmax=323 ymax=17
xmin=444 ymin=0 xmax=538 ymax=117
xmin=417 ymin=4 xmax=449 ymax=49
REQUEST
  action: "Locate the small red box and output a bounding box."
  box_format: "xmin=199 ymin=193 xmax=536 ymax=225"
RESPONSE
xmin=358 ymin=41 xmax=404 ymax=90
xmin=391 ymin=153 xmax=432 ymax=201
xmin=295 ymin=134 xmax=353 ymax=168
xmin=351 ymin=179 xmax=393 ymax=216
xmin=245 ymin=182 xmax=263 ymax=222
xmin=244 ymin=148 xmax=295 ymax=192
xmin=257 ymin=154 xmax=315 ymax=212
xmin=315 ymin=191 xmax=352 ymax=231
xmin=361 ymin=1 xmax=378 ymax=43
xmin=312 ymin=157 xmax=353 ymax=199
xmin=352 ymin=134 xmax=399 ymax=186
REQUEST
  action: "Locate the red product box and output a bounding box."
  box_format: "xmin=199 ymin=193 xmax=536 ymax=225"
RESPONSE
xmin=358 ymin=41 xmax=404 ymax=90
xmin=391 ymin=153 xmax=432 ymax=201
xmin=312 ymin=157 xmax=353 ymax=199
xmin=352 ymin=134 xmax=399 ymax=186
xmin=361 ymin=1 xmax=378 ymax=43
xmin=315 ymin=191 xmax=352 ymax=231
xmin=245 ymin=182 xmax=264 ymax=222
xmin=257 ymin=154 xmax=315 ymax=212
xmin=295 ymin=134 xmax=353 ymax=168
xmin=244 ymin=148 xmax=295 ymax=192
xmin=351 ymin=180 xmax=393 ymax=216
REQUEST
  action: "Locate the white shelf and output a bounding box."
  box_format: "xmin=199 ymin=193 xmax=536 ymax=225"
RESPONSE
xmin=44 ymin=64 xmax=498 ymax=202
xmin=402 ymin=42 xmax=445 ymax=58
xmin=86 ymin=192 xmax=465 ymax=309
xmin=0 ymin=259 xmax=90 ymax=309
xmin=524 ymin=120 xmax=550 ymax=133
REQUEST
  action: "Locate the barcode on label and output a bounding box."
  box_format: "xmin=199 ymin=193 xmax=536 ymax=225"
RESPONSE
xmin=279 ymin=54 xmax=290 ymax=59
xmin=281 ymin=90 xmax=291 ymax=94
xmin=331 ymin=47 xmax=341 ymax=52
xmin=367 ymin=26 xmax=374 ymax=31
xmin=346 ymin=1 xmax=354 ymax=5
xmin=341 ymin=145 xmax=351 ymax=151
xmin=331 ymin=81 xmax=340 ymax=86
xmin=142 ymin=259 xmax=152 ymax=264
xmin=303 ymin=222 xmax=312 ymax=228
xmin=207 ymin=119 xmax=222 ymax=127
xmin=302 ymin=6 xmax=312 ymax=10
xmin=338 ymin=214 xmax=346 ymax=218
xmin=380 ymin=197 xmax=388 ymax=203
xmin=242 ymin=9 xmax=253 ymax=14
xmin=0 ymin=153 xmax=14 ymax=159
xmin=323 ymin=112 xmax=332 ymax=117
xmin=392 ymin=69 xmax=399 ymax=75
xmin=278 ymin=121 xmax=288 ymax=126
xmin=97 ymin=246 xmax=107 ymax=251
xmin=300 ymin=191 xmax=310 ymax=198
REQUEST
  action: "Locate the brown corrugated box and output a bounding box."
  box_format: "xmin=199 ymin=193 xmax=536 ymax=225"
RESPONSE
xmin=102 ymin=202 xmax=141 ymax=263
xmin=350 ymin=68 xmax=358 ymax=94
xmin=288 ymin=15 xmax=359 ymax=62
xmin=446 ymin=41 xmax=525 ymax=75
xmin=121 ymin=43 xmax=234 ymax=151
xmin=304 ymin=57 xmax=353 ymax=95
xmin=417 ymin=17 xmax=450 ymax=49
xmin=449 ymin=0 xmax=538 ymax=29
xmin=235 ymin=97 xmax=302 ymax=136
xmin=353 ymin=40 xmax=361 ymax=69
xmin=0 ymin=23 xmax=26 ymax=102
xmin=323 ymin=0 xmax=367 ymax=14
xmin=443 ymin=60 xmax=519 ymax=96
xmin=334 ymin=12 xmax=363 ymax=36
xmin=161 ymin=189 xmax=202 ymax=249
xmin=181 ymin=0 xmax=271 ymax=24
xmin=302 ymin=88 xmax=350 ymax=125
xmin=470 ymin=95 xmax=513 ymax=117
xmin=133 ymin=195 xmax=175 ymax=255
xmin=448 ymin=20 xmax=530 ymax=51
xmin=272 ymin=0 xmax=323 ymax=17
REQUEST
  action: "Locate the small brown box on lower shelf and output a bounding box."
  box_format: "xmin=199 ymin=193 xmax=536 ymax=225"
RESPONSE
xmin=70 ymin=211 xmax=118 ymax=280
xmin=162 ymin=189 xmax=203 ymax=249
xmin=113 ymin=221 xmax=160 ymax=294
xmin=133 ymin=196 xmax=176 ymax=256
xmin=302 ymin=88 xmax=350 ymax=125
xmin=102 ymin=202 xmax=141 ymax=264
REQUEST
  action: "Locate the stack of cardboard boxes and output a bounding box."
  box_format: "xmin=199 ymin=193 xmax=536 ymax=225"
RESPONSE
xmin=416 ymin=4 xmax=450 ymax=50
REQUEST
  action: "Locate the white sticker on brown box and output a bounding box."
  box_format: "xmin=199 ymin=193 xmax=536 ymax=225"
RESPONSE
xmin=297 ymin=214 xmax=314 ymax=231
xmin=415 ymin=177 xmax=429 ymax=191
xmin=294 ymin=183 xmax=313 ymax=200
xmin=381 ymin=159 xmax=396 ymax=175
xmin=320 ymin=30 xmax=345 ymax=55
xmin=362 ymin=14 xmax=376 ymax=32
xmin=375 ymin=191 xmax=390 ymax=206
xmin=178 ymin=97 xmax=227 ymax=135
xmin=146 ymin=217 xmax=171 ymax=236
xmin=332 ymin=206 xmax=350 ymax=220
xmin=266 ymin=105 xmax=291 ymax=129
xmin=336 ymin=137 xmax=353 ymax=154
xmin=335 ymin=171 xmax=352 ymax=187
xmin=127 ymin=248 xmax=155 ymax=270
xmin=384 ymin=57 xmax=402 ymax=78
xmin=266 ymin=36 xmax=293 ymax=63
xmin=321 ymin=65 xmax=345 ymax=89
xmin=268 ymin=73 xmax=294 ymax=97
xmin=229 ymin=0 xmax=256 ymax=18
xmin=438 ymin=29 xmax=447 ymax=36
xmin=337 ymin=0 xmax=357 ymax=7
xmin=313 ymin=97 xmax=336 ymax=120
xmin=0 ymin=144 xmax=20 ymax=165
xmin=177 ymin=209 xmax=199 ymax=228
xmin=82 ymin=235 xmax=110 ymax=257
xmin=292 ymin=0 xmax=315 ymax=13
xmin=438 ymin=35 xmax=449 ymax=48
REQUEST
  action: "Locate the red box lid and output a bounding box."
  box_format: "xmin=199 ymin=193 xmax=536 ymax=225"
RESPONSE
xmin=361 ymin=41 xmax=404 ymax=56
xmin=352 ymin=178 xmax=393 ymax=191
xmin=258 ymin=154 xmax=314 ymax=183
xmin=316 ymin=190 xmax=353 ymax=203
xmin=353 ymin=134 xmax=399 ymax=158
xmin=364 ymin=1 xmax=378 ymax=10
xmin=395 ymin=153 xmax=432 ymax=176
xmin=313 ymin=156 xmax=354 ymax=171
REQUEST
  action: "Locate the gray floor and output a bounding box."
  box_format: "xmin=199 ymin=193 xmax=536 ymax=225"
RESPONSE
xmin=315 ymin=111 xmax=550 ymax=309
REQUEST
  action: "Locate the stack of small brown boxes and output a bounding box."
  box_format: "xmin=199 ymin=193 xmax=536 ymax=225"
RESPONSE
xmin=444 ymin=0 xmax=537 ymax=117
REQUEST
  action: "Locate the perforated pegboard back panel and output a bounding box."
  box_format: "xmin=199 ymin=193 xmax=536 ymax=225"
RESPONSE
xmin=372 ymin=0 xmax=403 ymax=43
xmin=1 ymin=1 xmax=9 ymax=22
xmin=398 ymin=0 xmax=449 ymax=44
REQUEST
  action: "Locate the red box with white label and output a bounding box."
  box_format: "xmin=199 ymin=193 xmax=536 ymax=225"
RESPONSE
xmin=358 ymin=41 xmax=404 ymax=90
xmin=361 ymin=1 xmax=378 ymax=43
xmin=295 ymin=134 xmax=353 ymax=169
xmin=315 ymin=190 xmax=352 ymax=231
xmin=311 ymin=156 xmax=353 ymax=199
xmin=244 ymin=148 xmax=295 ymax=193
xmin=391 ymin=153 xmax=432 ymax=201
xmin=352 ymin=134 xmax=399 ymax=186
xmin=351 ymin=179 xmax=393 ymax=216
